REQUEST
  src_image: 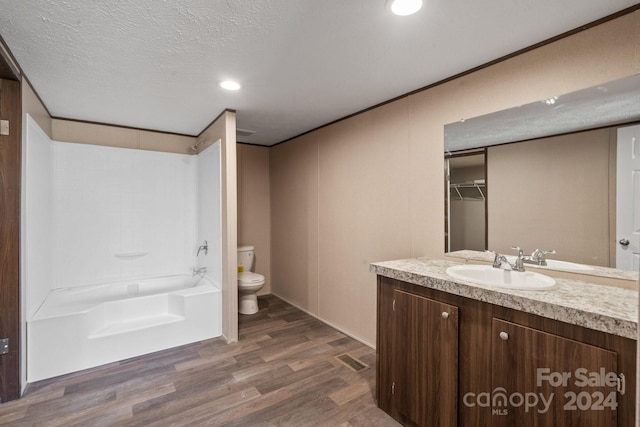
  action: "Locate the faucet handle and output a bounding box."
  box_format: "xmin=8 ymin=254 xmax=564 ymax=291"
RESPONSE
xmin=531 ymin=248 xmax=555 ymax=255
xmin=486 ymin=250 xmax=503 ymax=268
xmin=510 ymin=246 xmax=527 ymax=271
xmin=531 ymin=249 xmax=556 ymax=263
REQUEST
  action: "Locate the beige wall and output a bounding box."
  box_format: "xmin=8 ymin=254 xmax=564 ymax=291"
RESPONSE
xmin=198 ymin=111 xmax=238 ymax=342
xmin=23 ymin=78 xmax=196 ymax=155
xmin=52 ymin=119 xmax=196 ymax=154
xmin=270 ymin=11 xmax=640 ymax=347
xmin=270 ymin=132 xmax=320 ymax=315
xmin=487 ymin=129 xmax=612 ymax=267
xmin=237 ymin=144 xmax=271 ymax=295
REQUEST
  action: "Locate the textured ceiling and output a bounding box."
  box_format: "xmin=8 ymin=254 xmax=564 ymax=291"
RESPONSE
xmin=0 ymin=1 xmax=637 ymax=145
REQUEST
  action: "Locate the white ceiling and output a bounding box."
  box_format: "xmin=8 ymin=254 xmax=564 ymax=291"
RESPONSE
xmin=0 ymin=1 xmax=637 ymax=145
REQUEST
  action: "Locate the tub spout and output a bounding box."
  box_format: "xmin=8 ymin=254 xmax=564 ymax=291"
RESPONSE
xmin=193 ymin=267 xmax=207 ymax=277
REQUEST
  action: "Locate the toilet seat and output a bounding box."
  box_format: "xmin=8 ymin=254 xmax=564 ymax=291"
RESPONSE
xmin=238 ymin=271 xmax=265 ymax=286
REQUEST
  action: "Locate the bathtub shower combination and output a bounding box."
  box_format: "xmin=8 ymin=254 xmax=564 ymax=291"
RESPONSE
xmin=28 ymin=275 xmax=221 ymax=382
xmin=24 ymin=116 xmax=223 ymax=383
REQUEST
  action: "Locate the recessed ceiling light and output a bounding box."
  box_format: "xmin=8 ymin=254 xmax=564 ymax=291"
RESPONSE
xmin=220 ymin=80 xmax=241 ymax=91
xmin=391 ymin=0 xmax=423 ymax=16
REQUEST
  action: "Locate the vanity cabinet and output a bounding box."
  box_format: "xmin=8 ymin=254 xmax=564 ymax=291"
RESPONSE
xmin=376 ymin=276 xmax=635 ymax=427
xmin=492 ymin=319 xmax=617 ymax=426
xmin=377 ymin=285 xmax=458 ymax=426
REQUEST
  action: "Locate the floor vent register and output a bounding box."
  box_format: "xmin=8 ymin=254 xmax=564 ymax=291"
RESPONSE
xmin=336 ymin=353 xmax=369 ymax=372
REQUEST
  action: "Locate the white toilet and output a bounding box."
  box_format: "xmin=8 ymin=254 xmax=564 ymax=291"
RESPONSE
xmin=237 ymin=245 xmax=265 ymax=315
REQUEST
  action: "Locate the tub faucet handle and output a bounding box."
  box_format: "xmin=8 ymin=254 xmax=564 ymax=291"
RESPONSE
xmin=197 ymin=240 xmax=208 ymax=256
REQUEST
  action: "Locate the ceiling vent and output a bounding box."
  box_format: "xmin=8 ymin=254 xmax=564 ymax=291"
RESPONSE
xmin=236 ymin=128 xmax=256 ymax=138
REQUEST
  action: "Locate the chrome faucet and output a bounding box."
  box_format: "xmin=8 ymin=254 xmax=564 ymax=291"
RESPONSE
xmin=193 ymin=267 xmax=207 ymax=277
xmin=488 ymin=250 xmax=511 ymax=270
xmin=197 ymin=240 xmax=208 ymax=257
xmin=487 ymin=246 xmax=527 ymax=272
xmin=510 ymin=246 xmax=526 ymax=272
xmin=523 ymin=249 xmax=556 ymax=266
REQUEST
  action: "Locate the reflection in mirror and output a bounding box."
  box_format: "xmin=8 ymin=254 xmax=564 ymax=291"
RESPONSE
xmin=445 ymin=74 xmax=640 ymax=153
xmin=444 ymin=74 xmax=640 ymax=280
xmin=445 ymin=151 xmax=486 ymax=253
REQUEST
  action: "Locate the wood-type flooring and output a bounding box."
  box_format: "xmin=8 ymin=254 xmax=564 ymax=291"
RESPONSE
xmin=0 ymin=295 xmax=399 ymax=426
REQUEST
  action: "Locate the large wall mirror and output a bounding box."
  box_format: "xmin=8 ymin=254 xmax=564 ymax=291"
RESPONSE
xmin=444 ymin=74 xmax=640 ymax=280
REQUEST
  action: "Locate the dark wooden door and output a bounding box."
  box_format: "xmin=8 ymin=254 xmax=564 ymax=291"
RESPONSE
xmin=392 ymin=289 xmax=459 ymax=426
xmin=376 ymin=278 xmax=395 ymax=413
xmin=0 ymin=78 xmax=21 ymax=402
xmin=492 ymin=319 xmax=618 ymax=426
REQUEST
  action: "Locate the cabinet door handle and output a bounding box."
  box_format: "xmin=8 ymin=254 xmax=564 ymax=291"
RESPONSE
xmin=618 ymin=373 xmax=625 ymax=395
xmin=442 ymin=311 xmax=449 ymax=319
xmin=499 ymin=331 xmax=509 ymax=341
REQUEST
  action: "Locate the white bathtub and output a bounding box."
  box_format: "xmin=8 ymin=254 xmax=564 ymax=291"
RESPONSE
xmin=27 ymin=274 xmax=221 ymax=382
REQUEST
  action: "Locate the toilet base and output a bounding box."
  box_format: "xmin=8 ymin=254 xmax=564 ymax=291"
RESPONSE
xmin=239 ymin=292 xmax=259 ymax=315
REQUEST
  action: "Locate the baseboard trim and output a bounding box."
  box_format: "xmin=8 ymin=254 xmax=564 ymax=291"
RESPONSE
xmin=270 ymin=292 xmax=375 ymax=350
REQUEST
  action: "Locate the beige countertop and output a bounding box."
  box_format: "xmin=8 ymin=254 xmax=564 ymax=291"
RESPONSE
xmin=370 ymin=257 xmax=638 ymax=340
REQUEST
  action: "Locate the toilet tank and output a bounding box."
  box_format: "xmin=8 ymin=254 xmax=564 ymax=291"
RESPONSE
xmin=237 ymin=245 xmax=255 ymax=272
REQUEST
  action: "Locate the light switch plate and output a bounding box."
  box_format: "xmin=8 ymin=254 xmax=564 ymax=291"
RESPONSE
xmin=0 ymin=120 xmax=8 ymax=136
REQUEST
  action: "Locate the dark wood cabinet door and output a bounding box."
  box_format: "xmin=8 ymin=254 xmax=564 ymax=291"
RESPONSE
xmin=391 ymin=290 xmax=459 ymax=426
xmin=376 ymin=279 xmax=395 ymax=414
xmin=0 ymin=78 xmax=21 ymax=402
xmin=491 ymin=319 xmax=618 ymax=427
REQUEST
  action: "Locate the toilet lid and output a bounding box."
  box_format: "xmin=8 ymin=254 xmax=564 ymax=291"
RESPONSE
xmin=238 ymin=272 xmax=264 ymax=284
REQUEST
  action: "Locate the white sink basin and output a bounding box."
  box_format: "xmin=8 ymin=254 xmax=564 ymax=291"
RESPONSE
xmin=445 ymin=265 xmax=557 ymax=290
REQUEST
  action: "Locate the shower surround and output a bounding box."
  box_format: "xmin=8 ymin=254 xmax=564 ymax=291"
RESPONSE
xmin=23 ymin=115 xmax=222 ymax=382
